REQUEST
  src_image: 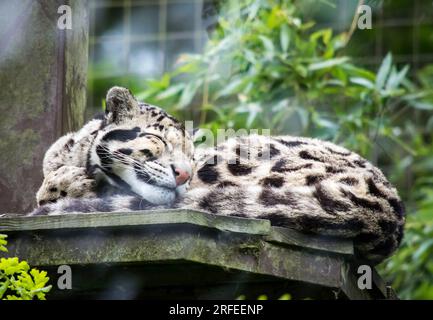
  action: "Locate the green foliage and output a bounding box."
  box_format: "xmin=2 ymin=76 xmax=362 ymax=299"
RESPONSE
xmin=91 ymin=0 xmax=433 ymax=299
xmin=0 ymin=234 xmax=7 ymax=253
xmin=0 ymin=234 xmax=52 ymax=300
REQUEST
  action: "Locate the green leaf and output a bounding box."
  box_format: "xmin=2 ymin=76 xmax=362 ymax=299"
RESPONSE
xmin=376 ymin=52 xmax=392 ymax=89
xmin=308 ymin=57 xmax=349 ymax=71
xmin=280 ymin=24 xmax=290 ymax=52
xmin=408 ymin=101 xmax=433 ymax=110
xmin=156 ymin=83 xmax=185 ymax=100
xmin=215 ymin=77 xmax=249 ymax=99
xmin=0 ymin=257 xmax=30 ymax=275
xmin=294 ymin=63 xmax=308 ymax=77
xmin=386 ymin=65 xmax=409 ymax=91
xmin=178 ymin=80 xmax=202 ymax=109
xmin=0 ymin=280 xmax=9 ymax=299
xmin=310 ymin=28 xmax=332 ymax=45
xmin=259 ymin=35 xmax=275 ymax=55
xmin=0 ymin=234 xmax=7 ymax=252
xmin=413 ymin=239 xmax=433 ymax=261
xmin=350 ymin=77 xmax=375 ymax=89
xmin=342 ymin=64 xmax=376 ymax=81
xmin=247 ymin=0 xmax=260 ymax=21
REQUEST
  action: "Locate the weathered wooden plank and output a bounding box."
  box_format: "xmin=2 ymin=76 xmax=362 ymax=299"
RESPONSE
xmin=4 ymin=224 xmax=345 ymax=288
xmin=0 ymin=209 xmax=355 ymax=254
xmin=0 ymin=210 xmax=271 ymax=235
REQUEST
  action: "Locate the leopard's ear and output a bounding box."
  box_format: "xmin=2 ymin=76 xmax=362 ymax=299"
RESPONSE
xmin=105 ymin=86 xmax=140 ymax=124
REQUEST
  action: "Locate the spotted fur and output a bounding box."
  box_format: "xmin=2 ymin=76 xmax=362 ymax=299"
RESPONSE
xmin=30 ymin=87 xmax=405 ymax=264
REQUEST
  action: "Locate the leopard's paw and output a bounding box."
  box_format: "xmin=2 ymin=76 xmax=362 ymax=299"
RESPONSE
xmin=36 ymin=166 xmax=96 ymax=206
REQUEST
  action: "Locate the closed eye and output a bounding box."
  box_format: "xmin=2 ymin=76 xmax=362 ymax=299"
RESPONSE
xmin=138 ymin=132 xmax=167 ymax=146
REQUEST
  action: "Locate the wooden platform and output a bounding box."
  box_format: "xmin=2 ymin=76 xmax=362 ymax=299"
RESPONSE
xmin=0 ymin=210 xmax=396 ymax=299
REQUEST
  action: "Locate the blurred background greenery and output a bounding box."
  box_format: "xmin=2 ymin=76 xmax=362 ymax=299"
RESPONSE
xmin=87 ymin=0 xmax=433 ymax=299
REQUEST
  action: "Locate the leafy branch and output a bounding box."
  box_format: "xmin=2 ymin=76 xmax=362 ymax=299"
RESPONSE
xmin=0 ymin=234 xmax=52 ymax=300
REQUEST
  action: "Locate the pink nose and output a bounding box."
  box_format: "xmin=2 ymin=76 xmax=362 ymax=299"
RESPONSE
xmin=174 ymin=168 xmax=190 ymax=186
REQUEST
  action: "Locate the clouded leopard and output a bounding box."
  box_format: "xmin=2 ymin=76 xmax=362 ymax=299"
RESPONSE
xmin=31 ymin=86 xmax=405 ymax=263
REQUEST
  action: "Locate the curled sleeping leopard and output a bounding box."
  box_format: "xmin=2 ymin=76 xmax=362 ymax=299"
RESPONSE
xmin=30 ymin=86 xmax=405 ymax=264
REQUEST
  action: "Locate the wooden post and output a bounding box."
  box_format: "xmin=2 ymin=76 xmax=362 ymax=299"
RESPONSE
xmin=0 ymin=0 xmax=89 ymax=214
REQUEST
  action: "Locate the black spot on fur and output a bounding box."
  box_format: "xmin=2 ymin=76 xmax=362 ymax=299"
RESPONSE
xmin=102 ymin=129 xmax=139 ymax=142
xmin=342 ymin=159 xmax=356 ymax=168
xmin=49 ymin=187 xmax=58 ymax=193
xmin=313 ymin=185 xmax=350 ymax=215
xmin=140 ymin=149 xmax=154 ymax=158
xmin=306 ymin=175 xmax=325 ymax=186
xmin=260 ymin=176 xmax=284 ymax=188
xmin=156 ymin=115 xmax=165 ymax=122
xmin=326 ymin=166 xmax=345 ymax=174
xmin=65 ymin=139 xmax=75 ymax=151
xmin=325 ymin=147 xmax=351 ymax=156
xmin=299 ymin=150 xmax=324 ymax=162
xmin=366 ymin=177 xmax=381 ymax=190
xmin=378 ymin=219 xmax=397 ymax=233
xmin=234 ymin=144 xmax=251 ymax=159
xmin=367 ymin=178 xmax=387 ymax=198
xmin=217 ymin=181 xmax=238 ymax=188
xmin=199 ymin=193 xmax=218 ymax=213
xmin=296 ymin=215 xmax=365 ymax=232
xmin=118 ymin=148 xmax=133 ymax=155
xmin=388 ymin=198 xmax=405 ymax=219
xmin=259 ymin=188 xmax=296 ymax=207
xmin=341 ymin=189 xmax=382 ymax=212
xmin=60 ymin=191 xmax=67 ymax=197
xmin=227 ymin=159 xmax=253 ymax=176
xmin=276 ymin=139 xmax=306 ymax=147
xmin=257 ymin=144 xmax=280 ymax=159
xmin=353 ymin=159 xmax=367 ymax=168
xmin=197 ymin=156 xmax=220 ymax=184
xmin=271 ymin=160 xmax=312 ymax=173
xmin=268 ymin=144 xmax=281 ymax=158
xmin=339 ymin=177 xmax=359 ymax=186
xmin=271 ymin=159 xmax=286 ymax=172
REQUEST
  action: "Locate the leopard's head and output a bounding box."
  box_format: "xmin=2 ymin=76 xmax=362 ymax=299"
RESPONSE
xmin=89 ymin=86 xmax=195 ymax=205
